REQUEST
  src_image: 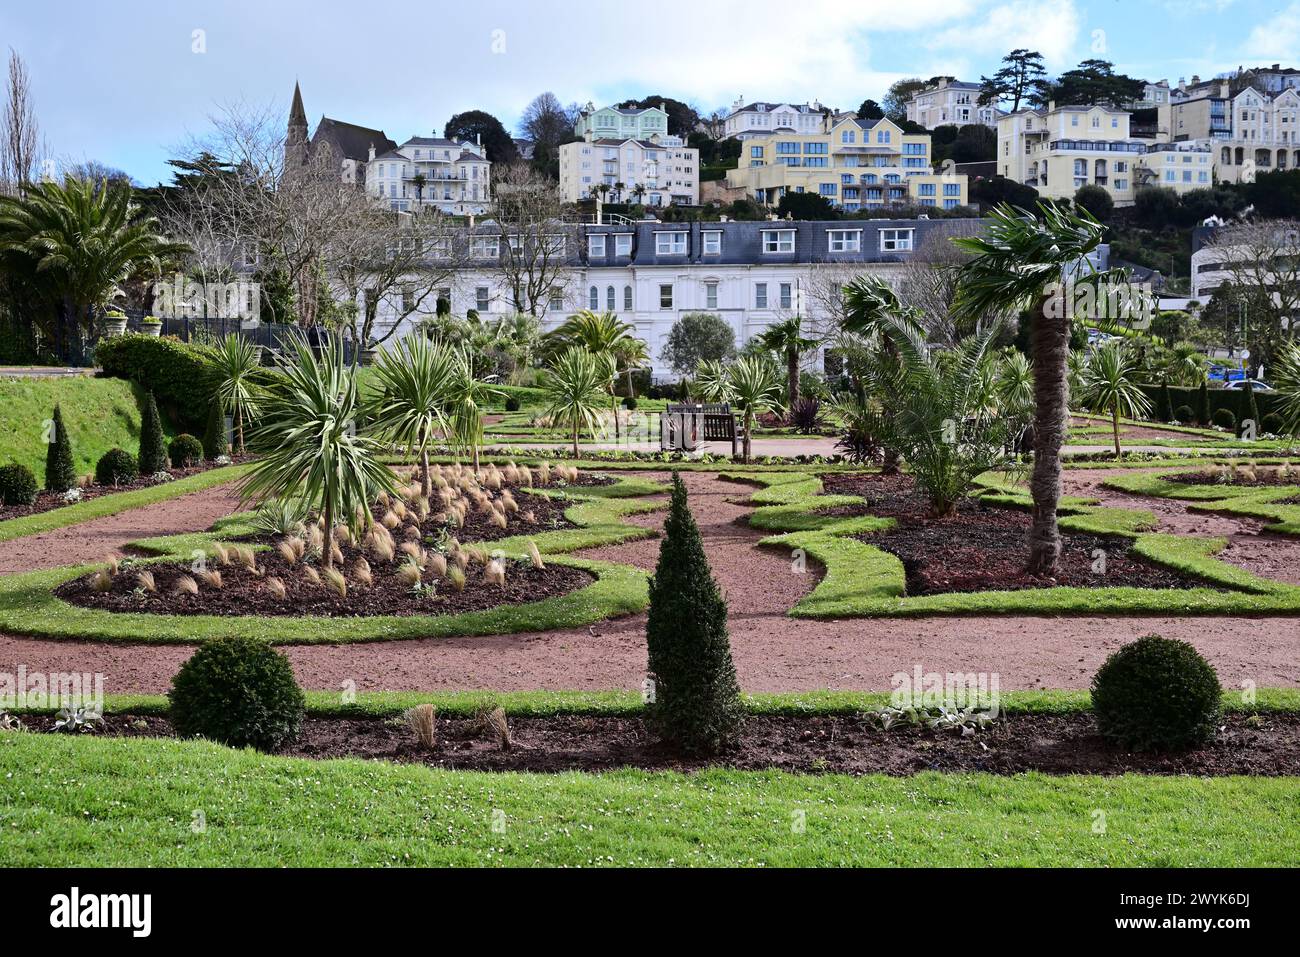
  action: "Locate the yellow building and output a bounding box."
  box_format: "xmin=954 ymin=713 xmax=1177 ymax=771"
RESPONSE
xmin=725 ymin=116 xmax=968 ymax=211
xmin=998 ymin=104 xmax=1211 ymax=207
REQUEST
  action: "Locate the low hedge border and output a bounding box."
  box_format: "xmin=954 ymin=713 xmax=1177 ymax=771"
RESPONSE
xmin=0 ymin=464 xmax=252 ymax=544
xmin=720 ymin=471 xmax=1300 ymax=619
xmin=1102 ymin=468 xmax=1300 ymax=537
xmin=10 ymin=686 xmax=1300 ymax=718
xmin=0 ymin=475 xmax=669 ymax=645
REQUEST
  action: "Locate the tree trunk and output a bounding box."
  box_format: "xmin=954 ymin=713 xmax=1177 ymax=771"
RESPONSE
xmin=235 ymin=407 xmax=245 ymax=454
xmin=1111 ymin=403 xmax=1122 ymax=459
xmin=743 ymin=410 xmax=753 ymax=464
xmin=322 ymin=500 xmax=334 ymax=569
xmin=625 ymin=367 xmax=635 ymax=399
xmin=420 ymin=445 xmax=431 ymax=499
xmin=572 ymin=421 xmax=580 ymax=459
xmin=880 ymin=333 xmax=901 ymax=475
xmin=1026 ymin=304 xmax=1070 ymax=575
xmin=787 ymin=348 xmax=800 ymax=410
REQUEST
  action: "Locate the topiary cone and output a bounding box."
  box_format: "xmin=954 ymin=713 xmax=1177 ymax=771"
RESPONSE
xmin=137 ymin=390 xmax=168 ymax=473
xmin=45 ymin=404 xmax=77 ymax=492
xmin=202 ymin=399 xmax=227 ymax=460
xmin=645 ymin=471 xmax=743 ymax=754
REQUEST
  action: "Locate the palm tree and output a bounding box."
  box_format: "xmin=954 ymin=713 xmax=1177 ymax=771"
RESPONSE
xmin=996 ymin=349 xmax=1036 ymax=442
xmin=727 ymin=356 xmax=780 ymax=463
xmin=445 ymin=346 xmax=504 ymax=473
xmin=855 ymin=312 xmax=1014 ymax=517
xmin=545 ymin=310 xmax=646 ymax=441
xmin=411 ymin=172 xmax=427 ymax=203
xmin=0 ymin=177 xmax=181 ymax=359
xmin=368 ymin=333 xmax=456 ymax=496
xmin=209 ymin=333 xmax=262 ymax=453
xmin=757 ymin=315 xmax=818 ymax=410
xmin=1273 ymin=341 xmax=1300 ymax=436
xmin=952 ymin=202 xmax=1114 ymax=574
xmin=1081 ymin=342 xmax=1153 ymax=458
xmin=543 ymin=346 xmax=612 ymax=457
xmin=240 ymin=333 xmax=396 ymax=568
xmin=611 ymin=335 xmax=650 ymax=401
xmin=695 ymin=359 xmax=733 ymax=403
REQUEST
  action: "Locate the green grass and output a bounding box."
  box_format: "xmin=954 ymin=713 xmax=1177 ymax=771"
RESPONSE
xmin=3 ymin=732 xmax=1298 ymax=866
xmin=724 ymin=470 xmax=1300 ymax=619
xmin=1101 ymin=468 xmax=1300 ymax=536
xmin=0 ymin=375 xmax=175 ymax=479
xmin=0 ymin=474 xmax=668 ymax=644
xmin=0 ymin=464 xmax=252 ymax=543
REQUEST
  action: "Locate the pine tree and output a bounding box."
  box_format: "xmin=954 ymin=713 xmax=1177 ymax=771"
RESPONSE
xmin=202 ymin=399 xmax=227 ymax=460
xmin=44 ymin=404 xmax=76 ymax=492
xmin=137 ymin=391 xmax=168 ymax=473
xmin=1197 ymin=380 xmax=1211 ymax=426
xmin=645 ymin=472 xmax=743 ymax=754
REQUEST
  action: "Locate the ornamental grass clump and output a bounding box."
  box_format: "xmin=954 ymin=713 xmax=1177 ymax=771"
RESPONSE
xmin=1091 ymin=634 xmax=1222 ymax=752
xmin=169 ymin=635 xmax=305 ymax=751
xmin=405 ymin=703 xmax=437 ymax=749
xmin=644 ymin=472 xmax=743 ymax=754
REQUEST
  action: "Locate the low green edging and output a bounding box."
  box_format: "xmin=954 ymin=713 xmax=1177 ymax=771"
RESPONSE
xmin=725 ymin=470 xmax=1300 ymax=619
xmin=1102 ymin=468 xmax=1300 ymax=536
xmin=0 ymin=475 xmax=668 ymax=645
xmin=13 ymin=686 xmax=1300 ymax=718
xmin=0 ymin=464 xmax=251 ymax=543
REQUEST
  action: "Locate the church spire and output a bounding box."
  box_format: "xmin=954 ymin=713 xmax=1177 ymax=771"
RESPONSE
xmin=287 ymin=81 xmax=308 ymax=168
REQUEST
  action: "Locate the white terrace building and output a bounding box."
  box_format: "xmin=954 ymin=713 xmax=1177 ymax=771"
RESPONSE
xmin=906 ymin=79 xmax=1002 ymax=130
xmin=366 ymin=137 xmax=491 ymax=215
xmin=361 ymin=218 xmax=989 ymax=378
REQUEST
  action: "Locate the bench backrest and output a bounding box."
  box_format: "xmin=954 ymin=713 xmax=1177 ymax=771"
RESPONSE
xmin=665 ymin=403 xmax=737 ymax=439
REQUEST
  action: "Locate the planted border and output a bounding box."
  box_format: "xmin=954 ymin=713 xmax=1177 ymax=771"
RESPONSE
xmin=720 ymin=471 xmax=1300 ymax=619
xmin=0 ymin=474 xmax=668 ymax=645
xmin=1102 ymin=467 xmax=1300 ymax=536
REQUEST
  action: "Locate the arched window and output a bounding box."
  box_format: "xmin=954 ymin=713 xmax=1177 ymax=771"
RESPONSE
xmin=1073 ymin=159 xmax=1087 ymax=177
xmin=623 ymin=285 xmax=633 ymax=311
xmin=589 ymin=286 xmax=599 ymax=309
xmin=1094 ymin=159 xmax=1107 ymax=179
xmin=1235 ymin=147 xmax=1245 ymax=166
xmin=606 ymin=286 xmax=616 ymax=311
xmin=1221 ymin=147 xmax=1231 ymax=166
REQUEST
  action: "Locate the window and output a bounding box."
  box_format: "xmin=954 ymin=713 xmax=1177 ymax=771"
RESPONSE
xmin=828 ymin=229 xmax=861 ymax=252
xmin=615 ymin=234 xmax=633 ymax=256
xmin=702 ymin=231 xmax=722 ymax=254
xmin=475 ymin=287 xmax=490 ymax=312
xmin=819 ymin=183 xmax=837 ymax=196
xmin=755 ymin=282 xmax=768 ymax=309
xmin=655 ymin=231 xmax=687 ymax=255
xmin=605 ymin=286 xmax=615 ymax=310
xmin=471 ymin=236 xmax=499 ymax=259
xmin=918 ymin=183 xmax=936 ymax=197
xmin=623 ymin=285 xmax=633 ymax=311
xmin=589 ymin=286 xmax=599 ymax=309
xmin=943 ymin=182 xmax=961 ymax=196
xmin=804 ymin=142 xmax=828 ymax=154
xmin=779 ymin=283 xmax=792 ymax=309
xmin=762 ymin=229 xmax=795 ymax=253
xmin=879 ymin=228 xmax=914 ymax=252
xmin=705 ymin=281 xmax=718 ymax=309
xmin=548 ymin=288 xmax=565 ymax=311
xmin=750 ymin=145 xmax=764 ymax=158
xmin=659 ymin=284 xmax=673 ymax=309
xmin=588 ymin=234 xmax=606 ymax=257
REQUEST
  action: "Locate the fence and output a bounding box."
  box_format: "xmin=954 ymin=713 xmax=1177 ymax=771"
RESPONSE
xmin=116 ymin=311 xmax=364 ymax=366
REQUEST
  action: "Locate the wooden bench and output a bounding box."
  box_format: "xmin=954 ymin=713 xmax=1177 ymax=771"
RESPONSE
xmin=665 ymin=403 xmax=742 ymax=456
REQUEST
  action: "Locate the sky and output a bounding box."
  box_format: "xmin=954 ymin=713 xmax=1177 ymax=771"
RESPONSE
xmin=2 ymin=0 xmax=1298 ymax=185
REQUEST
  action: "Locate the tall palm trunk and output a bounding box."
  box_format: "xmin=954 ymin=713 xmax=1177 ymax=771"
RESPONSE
xmin=1111 ymin=403 xmax=1122 ymax=459
xmin=624 ymin=367 xmax=635 ymax=399
xmin=880 ymin=333 xmax=901 ymax=475
xmin=786 ymin=348 xmax=800 ymax=409
xmin=322 ymin=499 xmax=335 ymax=569
xmin=1026 ymin=305 xmax=1069 ymax=575
xmin=742 ymin=409 xmax=753 ymax=464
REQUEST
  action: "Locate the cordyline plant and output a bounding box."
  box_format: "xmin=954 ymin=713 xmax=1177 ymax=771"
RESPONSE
xmin=445 ymin=346 xmax=503 ymax=473
xmin=209 ymin=333 xmax=262 ymax=453
xmin=240 ymin=333 xmax=396 ymax=567
xmin=951 ymin=201 xmax=1118 ymax=575
xmin=1080 ymin=340 xmax=1152 ymax=458
xmin=726 ymin=355 xmax=780 ymax=464
xmin=368 ymin=332 xmax=456 ymax=497
xmin=542 ymin=345 xmax=611 ymax=457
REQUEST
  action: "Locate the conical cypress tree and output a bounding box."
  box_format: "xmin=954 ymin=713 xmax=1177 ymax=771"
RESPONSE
xmin=1157 ymin=380 xmax=1174 ymax=423
xmin=1197 ymin=380 xmax=1211 ymax=426
xmin=137 ymin=391 xmax=168 ymax=473
xmin=202 ymin=399 xmax=227 ymax=460
xmin=44 ymin=404 xmax=76 ymax=492
xmin=1244 ymin=380 xmax=1261 ymax=435
xmin=645 ymin=472 xmax=743 ymax=754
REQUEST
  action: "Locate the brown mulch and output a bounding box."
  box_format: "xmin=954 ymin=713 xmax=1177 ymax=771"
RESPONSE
xmin=456 ymin=490 xmax=576 ymax=542
xmin=1168 ymin=470 xmax=1300 ymax=488
xmin=0 ymin=458 xmax=246 ymax=522
xmin=33 ymin=711 xmax=1300 ymax=777
xmin=819 ymin=472 xmax=1214 ymax=595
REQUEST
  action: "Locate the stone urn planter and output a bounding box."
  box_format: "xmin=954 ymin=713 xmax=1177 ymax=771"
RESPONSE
xmin=102 ymin=314 xmax=128 ymax=337
xmin=140 ymin=318 xmax=162 ymax=337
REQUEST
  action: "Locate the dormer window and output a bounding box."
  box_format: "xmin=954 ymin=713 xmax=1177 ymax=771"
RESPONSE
xmin=761 ymin=229 xmax=795 ymax=253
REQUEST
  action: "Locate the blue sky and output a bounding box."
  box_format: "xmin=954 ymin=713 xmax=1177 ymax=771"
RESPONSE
xmin=2 ymin=0 xmax=1297 ymax=185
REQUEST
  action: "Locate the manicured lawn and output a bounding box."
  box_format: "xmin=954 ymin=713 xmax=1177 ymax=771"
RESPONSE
xmin=3 ymin=732 xmax=1297 ymax=866
xmin=0 ymin=375 xmax=173 ymax=478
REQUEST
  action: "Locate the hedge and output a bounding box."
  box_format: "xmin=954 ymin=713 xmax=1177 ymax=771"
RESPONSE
xmin=1138 ymin=382 xmax=1285 ymax=429
xmin=94 ymin=334 xmax=215 ymax=430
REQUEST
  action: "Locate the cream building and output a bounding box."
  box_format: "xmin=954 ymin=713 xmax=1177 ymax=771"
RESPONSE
xmin=906 ymin=79 xmax=1002 ymax=129
xmin=998 ymin=104 xmax=1210 ymax=206
xmin=559 ymin=136 xmax=700 ymax=206
xmin=725 ymin=116 xmax=968 ymax=211
xmin=722 ymin=99 xmax=836 ymax=141
xmin=366 ymin=137 xmax=491 ymax=215
xmin=1170 ymin=82 xmax=1300 ymax=182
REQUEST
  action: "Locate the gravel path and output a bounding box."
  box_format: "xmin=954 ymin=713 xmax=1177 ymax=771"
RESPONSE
xmin=1 ymin=468 xmax=1297 ymax=695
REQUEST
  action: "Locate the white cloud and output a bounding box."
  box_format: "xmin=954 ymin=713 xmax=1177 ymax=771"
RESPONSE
xmin=1243 ymin=1 xmax=1300 ymax=60
xmin=925 ymin=0 xmax=1081 ymax=69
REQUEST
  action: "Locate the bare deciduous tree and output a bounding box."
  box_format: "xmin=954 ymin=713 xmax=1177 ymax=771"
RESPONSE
xmin=1202 ymin=221 xmax=1300 ymax=366
xmin=489 ymin=163 xmax=576 ymax=316
xmin=1 ymin=49 xmax=41 ymax=192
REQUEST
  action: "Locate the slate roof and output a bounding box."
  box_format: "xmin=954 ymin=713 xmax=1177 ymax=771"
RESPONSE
xmin=311 ymin=117 xmax=397 ymax=163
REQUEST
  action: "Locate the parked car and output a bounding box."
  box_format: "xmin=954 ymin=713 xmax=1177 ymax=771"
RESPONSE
xmin=1222 ymin=380 xmax=1276 ymax=392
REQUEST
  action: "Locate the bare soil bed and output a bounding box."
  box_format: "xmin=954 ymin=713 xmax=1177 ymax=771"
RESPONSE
xmin=1168 ymin=468 xmax=1300 ymax=488
xmin=820 ymin=473 xmax=1214 ymax=595
xmin=30 ymin=711 xmax=1300 ymax=777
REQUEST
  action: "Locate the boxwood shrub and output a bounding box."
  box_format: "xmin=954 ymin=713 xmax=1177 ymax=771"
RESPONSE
xmin=1091 ymin=634 xmax=1222 ymax=751
xmin=169 ymin=635 xmax=305 ymax=751
xmin=0 ymin=463 xmax=39 ymax=506
xmin=1211 ymin=407 xmax=1237 ymax=431
xmin=94 ymin=448 xmax=139 ymax=487
xmin=168 ymin=433 xmax=204 ymax=468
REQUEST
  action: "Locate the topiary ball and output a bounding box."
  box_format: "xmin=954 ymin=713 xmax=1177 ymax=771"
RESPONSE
xmin=0 ymin=463 xmax=39 ymax=506
xmin=624 ymin=396 xmax=639 ymax=410
xmin=1211 ymin=408 xmax=1237 ymax=431
xmin=1091 ymin=634 xmax=1222 ymax=752
xmin=1173 ymin=405 xmax=1195 ymax=424
xmin=504 ymin=395 xmax=522 ymax=412
xmin=169 ymin=636 xmax=306 ymax=751
xmin=95 ymin=448 xmax=139 ymax=487
xmin=168 ymin=433 xmax=204 ymax=469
